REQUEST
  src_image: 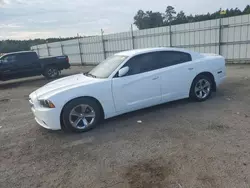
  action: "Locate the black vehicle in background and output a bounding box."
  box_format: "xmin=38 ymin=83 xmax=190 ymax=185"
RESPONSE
xmin=0 ymin=51 xmax=70 ymax=81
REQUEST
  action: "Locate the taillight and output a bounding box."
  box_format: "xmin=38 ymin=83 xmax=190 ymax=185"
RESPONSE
xmin=66 ymin=57 xmax=69 ymax=63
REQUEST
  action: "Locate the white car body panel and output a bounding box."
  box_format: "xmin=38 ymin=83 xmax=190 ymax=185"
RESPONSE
xmin=112 ymin=68 xmax=162 ymax=113
xmin=159 ymin=61 xmax=196 ymax=102
xmin=29 ymin=47 xmax=226 ymax=130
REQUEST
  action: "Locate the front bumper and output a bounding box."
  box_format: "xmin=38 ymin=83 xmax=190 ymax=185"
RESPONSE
xmin=29 ymin=98 xmax=61 ymax=130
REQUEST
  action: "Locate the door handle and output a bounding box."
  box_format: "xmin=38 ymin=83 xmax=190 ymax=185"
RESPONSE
xmin=188 ymin=68 xmax=194 ymax=70
xmin=152 ymin=76 xmax=159 ymax=80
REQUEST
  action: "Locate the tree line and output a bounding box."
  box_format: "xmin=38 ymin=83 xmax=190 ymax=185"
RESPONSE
xmin=134 ymin=5 xmax=250 ymax=29
xmin=0 ymin=37 xmax=78 ymax=54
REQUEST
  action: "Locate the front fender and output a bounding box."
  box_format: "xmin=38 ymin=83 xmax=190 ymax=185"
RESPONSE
xmin=49 ymin=80 xmax=116 ymax=119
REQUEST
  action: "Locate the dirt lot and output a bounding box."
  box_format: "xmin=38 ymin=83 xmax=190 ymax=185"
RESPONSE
xmin=0 ymin=65 xmax=250 ymax=188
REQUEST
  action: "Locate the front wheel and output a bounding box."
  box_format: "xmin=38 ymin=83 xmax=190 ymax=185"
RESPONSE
xmin=190 ymin=75 xmax=213 ymax=102
xmin=62 ymin=98 xmax=102 ymax=133
xmin=44 ymin=66 xmax=59 ymax=79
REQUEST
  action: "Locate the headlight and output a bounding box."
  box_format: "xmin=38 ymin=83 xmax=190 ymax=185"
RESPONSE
xmin=39 ymin=99 xmax=55 ymax=108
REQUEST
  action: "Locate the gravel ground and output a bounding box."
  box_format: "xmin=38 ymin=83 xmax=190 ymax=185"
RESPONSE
xmin=0 ymin=65 xmax=250 ymax=188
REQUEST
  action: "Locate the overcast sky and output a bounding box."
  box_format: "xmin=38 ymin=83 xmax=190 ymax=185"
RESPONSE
xmin=0 ymin=0 xmax=249 ymax=40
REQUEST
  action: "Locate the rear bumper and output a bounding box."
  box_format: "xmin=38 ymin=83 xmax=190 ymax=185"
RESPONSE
xmin=214 ymin=66 xmax=226 ymax=87
xmin=215 ymin=75 xmax=226 ymax=88
xmin=218 ymin=76 xmax=226 ymax=85
xmin=65 ymin=63 xmax=70 ymax=69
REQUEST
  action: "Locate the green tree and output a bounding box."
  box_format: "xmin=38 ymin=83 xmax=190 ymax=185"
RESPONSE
xmin=243 ymin=5 xmax=250 ymax=14
xmin=164 ymin=6 xmax=176 ymax=25
xmin=172 ymin=11 xmax=187 ymax=24
xmin=134 ymin=10 xmax=147 ymax=29
xmin=134 ymin=10 xmax=164 ymax=29
xmin=0 ymin=37 xmax=79 ymax=53
xmin=133 ymin=4 xmax=250 ymax=30
xmin=146 ymin=11 xmax=164 ymax=28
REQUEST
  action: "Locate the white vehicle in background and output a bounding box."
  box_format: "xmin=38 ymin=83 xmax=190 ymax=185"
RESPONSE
xmin=29 ymin=47 xmax=226 ymax=133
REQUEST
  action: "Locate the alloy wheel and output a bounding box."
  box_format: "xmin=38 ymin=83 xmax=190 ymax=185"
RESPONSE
xmin=69 ymin=104 xmax=96 ymax=129
xmin=194 ymin=79 xmax=211 ymax=99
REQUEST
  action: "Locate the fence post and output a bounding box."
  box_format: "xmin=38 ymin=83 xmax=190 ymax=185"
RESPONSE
xmin=101 ymin=29 xmax=106 ymax=59
xmin=36 ymin=46 xmax=40 ymax=56
xmin=218 ymin=18 xmax=222 ymax=55
xmin=59 ymin=37 xmax=64 ymax=55
xmin=61 ymin=44 xmax=64 ymax=55
xmin=77 ymin=33 xmax=84 ymax=65
xmin=131 ymin=24 xmax=135 ymax=49
xmin=169 ymin=24 xmax=172 ymax=47
xmin=46 ymin=41 xmax=51 ymax=56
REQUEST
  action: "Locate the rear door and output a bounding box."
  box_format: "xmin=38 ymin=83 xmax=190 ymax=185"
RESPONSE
xmin=157 ymin=51 xmax=196 ymax=102
xmin=15 ymin=52 xmax=41 ymax=76
xmin=111 ymin=52 xmax=162 ymax=113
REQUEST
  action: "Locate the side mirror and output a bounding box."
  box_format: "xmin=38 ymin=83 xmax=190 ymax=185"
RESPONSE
xmin=118 ymin=66 xmax=129 ymax=77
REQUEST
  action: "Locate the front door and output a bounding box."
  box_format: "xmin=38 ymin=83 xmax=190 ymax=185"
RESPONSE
xmin=0 ymin=54 xmax=18 ymax=80
xmin=112 ymin=52 xmax=162 ymax=113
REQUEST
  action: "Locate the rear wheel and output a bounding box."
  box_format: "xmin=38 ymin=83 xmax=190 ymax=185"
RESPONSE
xmin=62 ymin=98 xmax=102 ymax=133
xmin=44 ymin=66 xmax=59 ymax=79
xmin=190 ymin=75 xmax=212 ymax=101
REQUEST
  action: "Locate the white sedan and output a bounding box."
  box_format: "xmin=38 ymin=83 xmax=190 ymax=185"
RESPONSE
xmin=29 ymin=47 xmax=226 ymax=132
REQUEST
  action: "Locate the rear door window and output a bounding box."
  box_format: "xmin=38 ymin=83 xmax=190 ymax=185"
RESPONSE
xmin=17 ymin=52 xmax=38 ymax=64
xmin=122 ymin=51 xmax=192 ymax=76
xmin=157 ymin=51 xmax=192 ymax=68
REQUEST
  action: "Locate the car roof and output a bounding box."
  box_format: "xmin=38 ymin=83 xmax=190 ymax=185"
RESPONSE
xmin=4 ymin=51 xmax=35 ymax=56
xmin=115 ymin=47 xmax=193 ymax=57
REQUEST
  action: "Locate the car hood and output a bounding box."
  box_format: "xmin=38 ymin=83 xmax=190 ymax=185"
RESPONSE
xmin=33 ymin=74 xmax=99 ymax=99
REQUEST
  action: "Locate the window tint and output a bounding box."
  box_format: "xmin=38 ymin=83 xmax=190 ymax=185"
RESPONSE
xmin=122 ymin=51 xmax=192 ymax=76
xmin=2 ymin=55 xmax=16 ymax=64
xmin=158 ymin=51 xmax=192 ymax=68
xmin=18 ymin=52 xmax=38 ymax=62
xmin=124 ymin=52 xmax=159 ymax=76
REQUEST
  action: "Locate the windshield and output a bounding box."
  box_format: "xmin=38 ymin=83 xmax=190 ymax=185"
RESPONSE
xmin=88 ymin=55 xmax=128 ymax=78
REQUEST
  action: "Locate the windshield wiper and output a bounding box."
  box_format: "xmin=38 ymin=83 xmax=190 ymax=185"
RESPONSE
xmin=83 ymin=72 xmax=97 ymax=78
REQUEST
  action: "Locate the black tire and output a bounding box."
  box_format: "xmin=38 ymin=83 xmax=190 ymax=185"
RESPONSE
xmin=62 ymin=98 xmax=102 ymax=133
xmin=44 ymin=66 xmax=59 ymax=79
xmin=190 ymin=74 xmax=213 ymax=102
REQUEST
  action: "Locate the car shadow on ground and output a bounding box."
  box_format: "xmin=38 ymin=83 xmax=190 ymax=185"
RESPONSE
xmin=98 ymin=99 xmax=190 ymax=128
xmin=45 ymin=98 xmax=192 ymax=136
xmin=33 ymin=86 xmax=228 ymax=140
xmin=85 ymin=91 xmax=226 ymax=134
xmin=32 ymin=90 xmax=227 ymax=144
